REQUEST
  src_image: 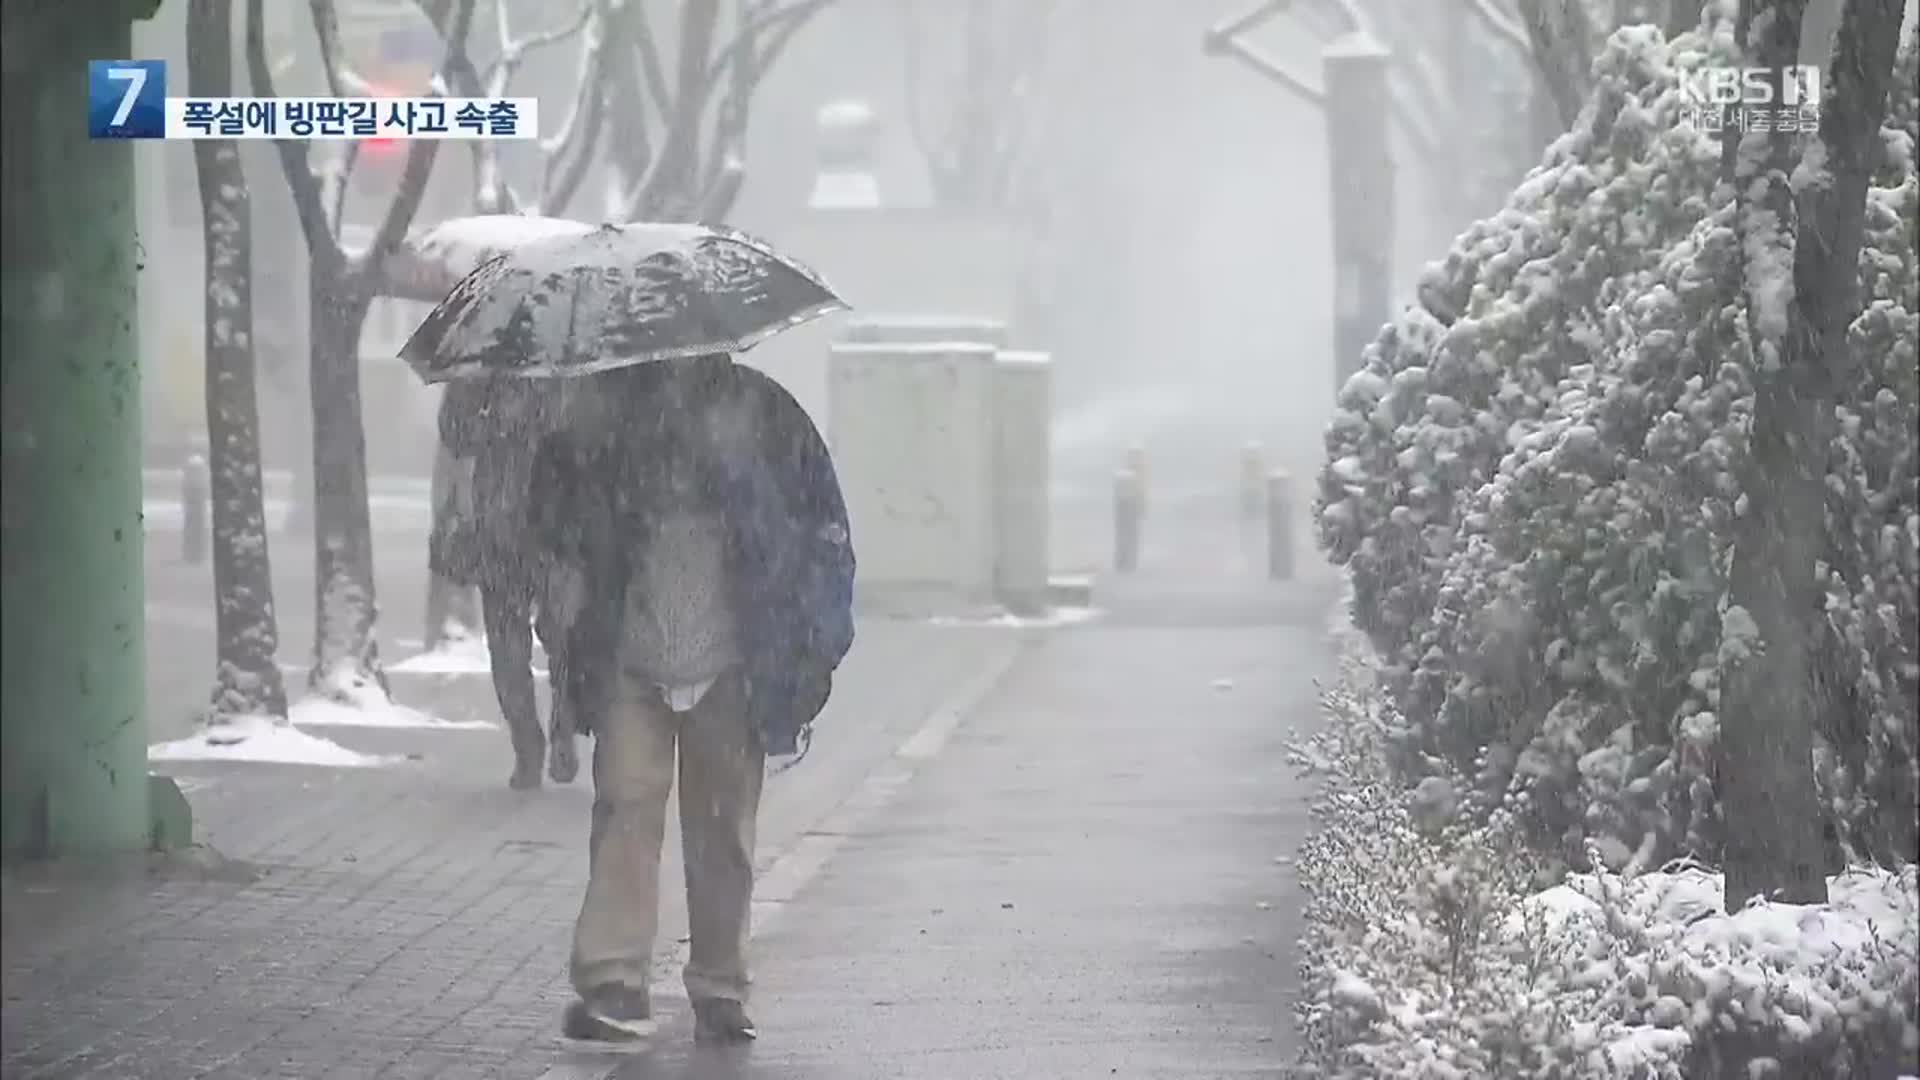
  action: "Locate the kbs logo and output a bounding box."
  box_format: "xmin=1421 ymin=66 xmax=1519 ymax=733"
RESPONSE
xmin=1677 ymin=64 xmax=1821 ymax=135
xmin=88 ymin=60 xmax=168 ymax=139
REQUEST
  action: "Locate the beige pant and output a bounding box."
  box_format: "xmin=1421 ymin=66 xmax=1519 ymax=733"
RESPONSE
xmin=570 ymin=670 xmax=765 ymax=1004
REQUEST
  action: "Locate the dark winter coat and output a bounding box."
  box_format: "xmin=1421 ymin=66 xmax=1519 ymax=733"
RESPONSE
xmin=431 ymin=379 xmax=571 ymax=596
xmin=526 ymin=358 xmax=855 ymax=755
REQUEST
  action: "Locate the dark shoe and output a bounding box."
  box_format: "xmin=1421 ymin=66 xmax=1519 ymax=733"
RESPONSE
xmin=692 ymin=997 xmax=757 ymax=1044
xmin=562 ymin=984 xmax=654 ymax=1041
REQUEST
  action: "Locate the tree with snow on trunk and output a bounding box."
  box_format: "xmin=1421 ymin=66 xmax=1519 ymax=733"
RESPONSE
xmin=242 ymin=0 xmax=477 ymax=707
xmin=1716 ymin=0 xmax=1908 ymax=910
xmin=187 ymin=0 xmax=290 ymax=739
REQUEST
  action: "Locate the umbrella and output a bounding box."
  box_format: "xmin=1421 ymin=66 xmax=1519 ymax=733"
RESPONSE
xmin=379 ymin=214 xmax=600 ymax=303
xmin=398 ymin=220 xmax=848 ymax=383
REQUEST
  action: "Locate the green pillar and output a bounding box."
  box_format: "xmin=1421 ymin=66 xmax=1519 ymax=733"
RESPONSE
xmin=2 ymin=0 xmax=163 ymax=860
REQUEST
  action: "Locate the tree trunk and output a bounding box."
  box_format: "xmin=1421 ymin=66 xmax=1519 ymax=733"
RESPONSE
xmin=190 ymin=0 xmax=289 ymax=728
xmin=1718 ymin=0 xmax=1904 ymax=910
xmin=306 ymin=269 xmax=387 ymax=701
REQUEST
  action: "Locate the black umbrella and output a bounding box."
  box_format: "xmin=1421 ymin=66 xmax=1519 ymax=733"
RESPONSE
xmin=399 ymin=220 xmax=848 ymax=383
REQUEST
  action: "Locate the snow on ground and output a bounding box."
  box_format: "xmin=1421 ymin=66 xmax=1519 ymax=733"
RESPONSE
xmin=387 ymin=636 xmax=548 ymax=678
xmin=289 ymin=670 xmax=495 ymax=730
xmin=1518 ymin=865 xmax=1915 ymax=956
xmin=149 ymin=715 xmax=395 ymax=767
xmin=289 ymin=696 xmax=495 ymax=730
xmin=928 ymin=606 xmax=1104 ymax=629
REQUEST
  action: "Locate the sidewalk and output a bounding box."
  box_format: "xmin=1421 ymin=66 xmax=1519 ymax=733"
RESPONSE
xmin=9 ymin=548 xmax=1339 ymax=1079
xmin=0 ymin=618 xmax=1024 ymax=1080
xmin=579 ymin=603 xmax=1338 ymax=1080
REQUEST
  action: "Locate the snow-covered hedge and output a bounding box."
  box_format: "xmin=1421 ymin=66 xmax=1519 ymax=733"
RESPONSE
xmin=1315 ymin=17 xmax=1920 ymax=870
xmin=1291 ymin=655 xmax=1920 ymax=1079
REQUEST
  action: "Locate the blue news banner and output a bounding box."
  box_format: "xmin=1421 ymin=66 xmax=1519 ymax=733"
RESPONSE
xmin=87 ymin=60 xmax=538 ymax=140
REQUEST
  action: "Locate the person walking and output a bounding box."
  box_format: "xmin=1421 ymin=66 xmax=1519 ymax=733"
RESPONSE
xmin=528 ymin=353 xmax=855 ymax=1044
xmin=432 ymin=377 xmax=580 ymax=789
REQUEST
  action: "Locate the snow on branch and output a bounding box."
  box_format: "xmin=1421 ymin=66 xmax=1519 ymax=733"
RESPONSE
xmin=482 ymin=0 xmax=593 ymax=93
xmin=420 ymin=0 xmax=608 ymax=218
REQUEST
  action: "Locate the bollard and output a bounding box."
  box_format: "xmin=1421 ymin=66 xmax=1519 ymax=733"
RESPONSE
xmin=1239 ymin=441 xmax=1267 ymax=521
xmin=181 ymin=452 xmax=210 ymax=565
xmin=1266 ymin=469 xmax=1296 ymax=581
xmin=1114 ymin=468 xmax=1144 ymax=574
xmin=1123 ymin=444 xmax=1149 ymax=519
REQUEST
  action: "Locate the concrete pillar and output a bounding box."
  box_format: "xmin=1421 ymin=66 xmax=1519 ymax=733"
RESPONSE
xmin=828 ymin=341 xmax=1000 ymax=615
xmin=1113 ymin=470 xmax=1144 ymax=574
xmin=2 ymin=0 xmax=161 ymax=860
xmin=1323 ymin=32 xmax=1395 ymax=394
xmin=843 ymin=317 xmax=1009 ymax=349
xmin=809 ymin=100 xmax=882 ymax=211
xmin=994 ymin=351 xmax=1052 ymax=614
xmin=1238 ymin=441 xmax=1267 ymax=521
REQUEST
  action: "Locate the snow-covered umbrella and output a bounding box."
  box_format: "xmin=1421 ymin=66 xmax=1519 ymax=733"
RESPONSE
xmin=397 ymin=220 xmax=848 ymax=383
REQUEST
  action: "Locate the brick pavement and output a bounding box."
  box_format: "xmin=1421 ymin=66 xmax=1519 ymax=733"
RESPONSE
xmin=1 ymin=618 xmax=1024 ymax=1080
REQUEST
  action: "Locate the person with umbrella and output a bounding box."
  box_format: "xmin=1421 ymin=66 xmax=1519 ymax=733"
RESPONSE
xmin=402 ymin=221 xmax=856 ymax=1045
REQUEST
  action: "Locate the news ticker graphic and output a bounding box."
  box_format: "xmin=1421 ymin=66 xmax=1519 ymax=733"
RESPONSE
xmin=88 ymin=60 xmax=538 ymax=140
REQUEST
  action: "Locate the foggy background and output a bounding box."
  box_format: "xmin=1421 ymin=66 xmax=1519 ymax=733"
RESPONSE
xmin=130 ymin=0 xmax=1496 ymax=516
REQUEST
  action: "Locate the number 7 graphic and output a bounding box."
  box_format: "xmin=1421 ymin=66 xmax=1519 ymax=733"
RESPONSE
xmin=87 ymin=59 xmax=166 ymax=139
xmin=107 ymin=66 xmax=147 ymax=128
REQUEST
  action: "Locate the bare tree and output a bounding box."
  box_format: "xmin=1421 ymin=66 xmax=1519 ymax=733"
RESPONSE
xmin=896 ymin=0 xmax=1061 ymax=213
xmin=243 ymin=0 xmax=478 ymax=703
xmin=896 ymin=0 xmax=1092 ymax=344
xmin=599 ymin=0 xmax=835 ymax=224
xmin=189 ymin=0 xmax=290 ymax=732
xmin=1718 ymin=0 xmax=1905 ymax=909
xmin=420 ymin=0 xmax=609 ymax=217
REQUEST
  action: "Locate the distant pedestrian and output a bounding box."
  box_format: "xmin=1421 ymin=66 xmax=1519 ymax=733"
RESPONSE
xmin=528 ymin=354 xmax=855 ymax=1044
xmin=433 ymin=377 xmax=580 ymax=788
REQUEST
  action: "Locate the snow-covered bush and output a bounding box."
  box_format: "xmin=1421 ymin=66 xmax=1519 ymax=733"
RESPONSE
xmin=1315 ymin=15 xmax=1920 ymax=870
xmin=1291 ymin=652 xmax=1920 ymax=1079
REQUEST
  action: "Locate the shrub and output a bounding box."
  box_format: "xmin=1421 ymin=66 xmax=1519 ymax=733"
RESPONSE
xmin=1314 ymin=17 xmax=1920 ymax=871
xmin=1291 ymin=636 xmax=1920 ymax=1079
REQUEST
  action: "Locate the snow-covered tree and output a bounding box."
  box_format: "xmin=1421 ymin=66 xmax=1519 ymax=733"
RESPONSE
xmin=242 ymin=0 xmax=477 ymax=705
xmin=1316 ymin=8 xmax=1918 ymax=880
xmin=188 ymin=0 xmax=289 ymax=732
